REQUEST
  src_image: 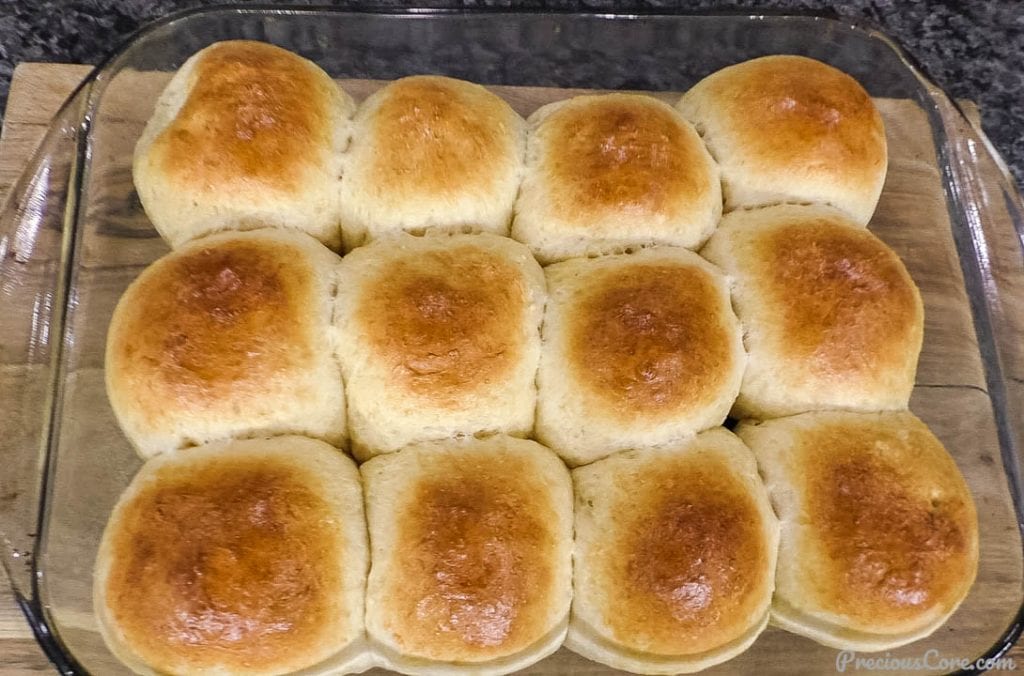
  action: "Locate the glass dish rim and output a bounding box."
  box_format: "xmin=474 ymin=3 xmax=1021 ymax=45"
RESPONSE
xmin=6 ymin=5 xmax=1023 ymax=675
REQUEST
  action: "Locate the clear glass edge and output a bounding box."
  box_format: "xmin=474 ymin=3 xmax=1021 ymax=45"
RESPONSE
xmin=0 ymin=79 xmax=92 ymax=675
xmin=846 ymin=20 xmax=1024 ymax=674
xmin=2 ymin=6 xmax=1022 ymax=674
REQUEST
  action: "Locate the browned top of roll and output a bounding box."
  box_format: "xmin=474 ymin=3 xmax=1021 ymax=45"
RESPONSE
xmin=152 ymin=40 xmax=338 ymax=193
xmin=567 ymin=263 xmax=735 ymax=416
xmin=356 ymin=245 xmax=526 ymax=404
xmin=108 ymin=236 xmax=316 ymax=408
xmin=539 ymin=94 xmax=714 ymax=222
xmin=384 ymin=455 xmax=558 ymax=660
xmin=800 ymin=416 xmax=978 ymax=625
xmin=686 ymin=55 xmax=885 ymax=193
xmin=362 ymin=75 xmax=521 ymax=199
xmin=753 ymin=217 xmax=920 ymax=379
xmin=603 ymin=455 xmax=770 ymax=654
xmin=103 ymin=455 xmax=345 ymax=671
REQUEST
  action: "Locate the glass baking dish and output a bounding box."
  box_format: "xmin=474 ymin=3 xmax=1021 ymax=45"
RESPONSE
xmin=2 ymin=6 xmax=1023 ymax=675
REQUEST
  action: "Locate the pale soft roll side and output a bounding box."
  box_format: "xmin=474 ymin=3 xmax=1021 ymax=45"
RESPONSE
xmin=513 ymin=93 xmax=722 ymax=264
xmin=94 ymin=436 xmax=371 ymax=676
xmin=678 ymin=54 xmax=887 ymax=225
xmin=361 ymin=435 xmax=573 ymax=676
xmin=105 ymin=228 xmax=346 ymax=457
xmin=736 ymin=411 xmax=979 ymax=651
xmin=333 ymin=232 xmax=545 ymax=461
xmin=700 ymin=204 xmax=922 ymax=419
xmin=536 ymin=247 xmax=745 ymax=466
xmin=568 ymin=428 xmax=779 ymax=674
xmin=338 ymin=75 xmax=526 ymax=251
xmin=133 ymin=40 xmax=355 ymax=250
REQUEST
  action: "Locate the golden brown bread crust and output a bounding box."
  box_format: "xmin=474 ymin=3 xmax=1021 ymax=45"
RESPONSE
xmin=678 ymin=55 xmax=886 ymax=224
xmin=338 ymin=77 xmax=525 ymax=250
xmin=540 ymin=94 xmax=714 ymax=224
xmin=103 ymin=454 xmax=347 ymax=671
xmin=700 ymin=205 xmax=922 ymax=418
xmin=335 ymin=233 xmax=544 ymax=460
xmin=513 ymin=94 xmax=721 ymax=263
xmin=151 ymin=40 xmax=338 ymax=194
xmin=364 ymin=438 xmax=572 ymax=666
xmin=535 ymin=249 xmax=743 ymax=468
xmin=109 ymin=238 xmax=313 ymax=406
xmin=362 ymin=75 xmax=520 ymax=202
xmin=567 ymin=429 xmax=778 ymax=672
xmin=599 ymin=455 xmax=770 ymax=655
xmin=105 ymin=229 xmax=346 ymax=456
xmin=758 ymin=219 xmax=920 ymax=378
xmin=736 ymin=411 xmax=979 ymax=644
xmin=704 ymin=56 xmax=882 ymax=181
xmin=799 ymin=418 xmax=977 ymax=627
xmin=355 ymin=244 xmax=526 ymax=405
xmin=389 ymin=473 xmax=553 ymax=658
xmin=568 ymin=262 xmax=735 ymax=418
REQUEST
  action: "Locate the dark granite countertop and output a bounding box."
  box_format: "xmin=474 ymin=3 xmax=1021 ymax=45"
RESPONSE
xmin=1 ymin=1 xmax=1022 ymax=186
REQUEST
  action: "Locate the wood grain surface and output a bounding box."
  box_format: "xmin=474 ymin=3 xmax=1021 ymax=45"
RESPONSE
xmin=1 ymin=63 xmax=1022 ymax=674
xmin=0 ymin=64 xmax=94 ymax=676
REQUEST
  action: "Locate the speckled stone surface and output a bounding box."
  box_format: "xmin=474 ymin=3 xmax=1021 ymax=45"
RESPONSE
xmin=1 ymin=0 xmax=1021 ymax=185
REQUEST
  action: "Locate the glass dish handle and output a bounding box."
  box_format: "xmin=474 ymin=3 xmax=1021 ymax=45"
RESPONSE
xmin=0 ymin=82 xmax=90 ymax=672
xmin=933 ymin=93 xmax=1024 ymax=524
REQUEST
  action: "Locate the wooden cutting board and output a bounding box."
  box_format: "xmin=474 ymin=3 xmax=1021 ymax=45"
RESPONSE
xmin=0 ymin=63 xmax=94 ymax=675
xmin=1 ymin=63 xmax=1022 ymax=674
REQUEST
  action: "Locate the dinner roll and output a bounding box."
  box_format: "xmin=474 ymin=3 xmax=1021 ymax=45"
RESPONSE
xmin=339 ymin=75 xmax=525 ymax=250
xmin=334 ymin=232 xmax=544 ymax=461
xmin=701 ymin=204 xmax=922 ymax=419
xmin=536 ymin=247 xmax=744 ymax=466
xmin=568 ymin=428 xmax=778 ymax=674
xmin=95 ymin=436 xmax=370 ymax=676
xmin=678 ymin=55 xmax=886 ymax=225
xmin=134 ymin=40 xmax=354 ymax=249
xmin=361 ymin=436 xmax=572 ymax=675
xmin=737 ymin=411 xmax=978 ymax=651
xmin=105 ymin=229 xmax=345 ymax=457
xmin=513 ymin=93 xmax=721 ymax=263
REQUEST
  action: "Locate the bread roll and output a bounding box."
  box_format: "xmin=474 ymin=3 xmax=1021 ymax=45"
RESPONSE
xmin=678 ymin=55 xmax=886 ymax=225
xmin=105 ymin=229 xmax=345 ymax=457
xmin=736 ymin=411 xmax=978 ymax=651
xmin=535 ymin=247 xmax=744 ymax=466
xmin=700 ymin=204 xmax=922 ymax=419
xmin=361 ymin=436 xmax=573 ymax=675
xmin=339 ymin=75 xmax=526 ymax=250
xmin=568 ymin=428 xmax=779 ymax=674
xmin=133 ymin=40 xmax=354 ymax=249
xmin=94 ymin=436 xmax=370 ymax=676
xmin=513 ymin=93 xmax=721 ymax=263
xmin=333 ymin=232 xmax=544 ymax=461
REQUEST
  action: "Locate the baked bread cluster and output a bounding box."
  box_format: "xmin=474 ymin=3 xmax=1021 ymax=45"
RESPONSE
xmin=98 ymin=40 xmax=978 ymax=675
